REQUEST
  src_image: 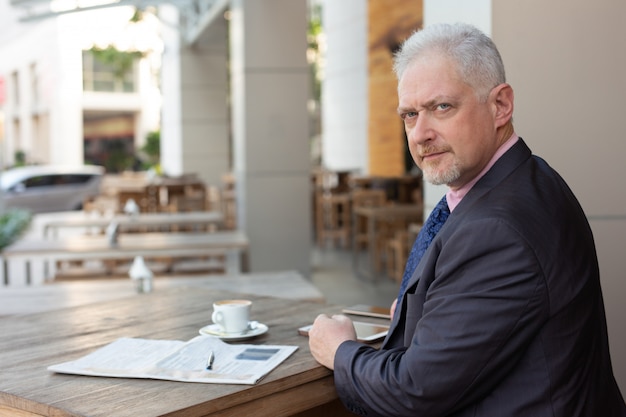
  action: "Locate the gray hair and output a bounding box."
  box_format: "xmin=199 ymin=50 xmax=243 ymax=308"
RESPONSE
xmin=393 ymin=22 xmax=506 ymax=100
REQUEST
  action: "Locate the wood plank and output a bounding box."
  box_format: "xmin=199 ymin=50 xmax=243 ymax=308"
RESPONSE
xmin=0 ymin=404 xmax=47 ymax=417
xmin=0 ymin=288 xmax=383 ymax=416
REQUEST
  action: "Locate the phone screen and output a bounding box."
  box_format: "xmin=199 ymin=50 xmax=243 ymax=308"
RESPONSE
xmin=342 ymin=304 xmax=391 ymax=319
xmin=352 ymin=322 xmax=389 ymax=342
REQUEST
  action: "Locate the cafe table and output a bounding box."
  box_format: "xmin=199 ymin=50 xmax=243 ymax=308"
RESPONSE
xmin=0 ymin=287 xmax=382 ymax=416
xmin=352 ymin=203 xmax=423 ymax=280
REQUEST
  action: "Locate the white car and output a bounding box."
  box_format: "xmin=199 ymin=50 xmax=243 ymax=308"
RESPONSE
xmin=0 ymin=165 xmax=105 ymax=213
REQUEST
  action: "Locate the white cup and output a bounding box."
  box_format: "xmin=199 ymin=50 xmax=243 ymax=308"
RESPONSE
xmin=211 ymin=299 xmax=252 ymax=334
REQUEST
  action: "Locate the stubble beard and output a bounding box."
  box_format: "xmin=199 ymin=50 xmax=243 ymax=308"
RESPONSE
xmin=422 ymin=160 xmax=461 ymax=186
xmin=416 ymin=143 xmax=461 ymax=186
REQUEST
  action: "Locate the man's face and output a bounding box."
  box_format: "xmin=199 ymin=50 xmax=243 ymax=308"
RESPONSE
xmin=397 ymin=55 xmax=502 ymax=190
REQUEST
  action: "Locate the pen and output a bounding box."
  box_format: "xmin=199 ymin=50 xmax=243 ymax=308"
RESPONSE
xmin=206 ymin=351 xmax=215 ymax=370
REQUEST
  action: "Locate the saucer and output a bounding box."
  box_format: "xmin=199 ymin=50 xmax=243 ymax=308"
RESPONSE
xmin=199 ymin=323 xmax=269 ymax=341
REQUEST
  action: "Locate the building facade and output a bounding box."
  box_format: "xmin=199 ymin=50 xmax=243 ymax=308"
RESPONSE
xmin=0 ymin=1 xmax=162 ymax=171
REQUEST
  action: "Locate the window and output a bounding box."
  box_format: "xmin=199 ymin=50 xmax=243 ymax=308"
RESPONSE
xmin=58 ymin=174 xmax=94 ymax=185
xmin=22 ymin=175 xmax=54 ymax=189
xmin=82 ymin=48 xmax=138 ymax=93
xmin=11 ymin=174 xmax=96 ymax=191
xmin=30 ymin=63 xmax=39 ymax=105
xmin=11 ymin=71 xmax=19 ymax=105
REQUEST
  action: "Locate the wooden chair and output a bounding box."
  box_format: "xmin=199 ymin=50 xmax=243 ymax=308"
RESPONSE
xmin=117 ymin=187 xmax=158 ymax=214
xmin=353 ymin=189 xmax=388 ymax=272
xmin=143 ymin=184 xmax=160 ymax=213
xmin=351 ymin=188 xmax=387 ymax=251
xmin=316 ymin=191 xmax=352 ymax=249
xmin=205 ymin=185 xmax=222 ymax=212
xmin=386 ymin=222 xmax=422 ymax=282
xmin=312 ymin=169 xmax=355 ymax=249
xmin=221 ymin=189 xmax=237 ymax=230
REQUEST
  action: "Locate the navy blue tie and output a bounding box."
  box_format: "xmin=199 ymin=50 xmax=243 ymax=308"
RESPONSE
xmin=396 ymin=195 xmax=450 ymax=306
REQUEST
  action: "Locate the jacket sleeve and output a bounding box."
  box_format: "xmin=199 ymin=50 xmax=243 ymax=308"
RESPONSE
xmin=333 ymin=217 xmax=550 ymax=417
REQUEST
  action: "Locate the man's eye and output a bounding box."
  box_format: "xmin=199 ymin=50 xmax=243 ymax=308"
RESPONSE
xmin=437 ymin=103 xmax=451 ymax=110
xmin=401 ymin=111 xmax=418 ymax=120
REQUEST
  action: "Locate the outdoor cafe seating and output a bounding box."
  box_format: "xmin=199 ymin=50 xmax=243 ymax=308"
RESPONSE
xmin=312 ymin=168 xmax=424 ymax=280
xmin=1 ymin=170 xmax=248 ymax=286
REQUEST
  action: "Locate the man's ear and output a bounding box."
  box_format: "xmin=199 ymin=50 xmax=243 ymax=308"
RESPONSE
xmin=491 ymin=83 xmax=514 ymax=128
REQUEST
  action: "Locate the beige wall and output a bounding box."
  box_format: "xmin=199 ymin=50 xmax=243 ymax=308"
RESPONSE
xmin=492 ymin=0 xmax=626 ymax=392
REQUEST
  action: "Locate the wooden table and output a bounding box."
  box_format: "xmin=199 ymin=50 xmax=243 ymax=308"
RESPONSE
xmin=40 ymin=211 xmax=224 ymax=238
xmin=0 ymin=288 xmax=377 ymax=416
xmin=352 ymin=204 xmax=423 ymax=280
xmin=1 ymin=231 xmax=249 ymax=286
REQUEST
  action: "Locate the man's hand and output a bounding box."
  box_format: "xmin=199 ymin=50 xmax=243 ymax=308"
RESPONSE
xmin=390 ymin=298 xmax=398 ymax=320
xmin=308 ymin=314 xmax=357 ymax=369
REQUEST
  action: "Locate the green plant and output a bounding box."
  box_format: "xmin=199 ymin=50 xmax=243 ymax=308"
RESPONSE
xmin=102 ymin=139 xmax=135 ymax=173
xmin=130 ymin=7 xmax=144 ymax=23
xmin=140 ymin=130 xmax=160 ymax=169
xmin=89 ymin=46 xmax=144 ymax=80
xmin=307 ymin=4 xmax=323 ymax=103
xmin=0 ymin=209 xmax=32 ymax=250
xmin=14 ymin=150 xmax=26 ymax=167
xmin=142 ymin=131 xmax=160 ymax=161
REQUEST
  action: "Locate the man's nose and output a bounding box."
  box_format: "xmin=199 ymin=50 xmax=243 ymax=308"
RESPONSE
xmin=408 ymin=115 xmax=434 ymax=146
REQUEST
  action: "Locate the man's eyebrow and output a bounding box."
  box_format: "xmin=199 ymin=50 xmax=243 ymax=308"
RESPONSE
xmin=396 ymin=98 xmax=439 ymax=115
xmin=424 ymin=95 xmax=456 ymax=107
xmin=396 ymin=105 xmax=414 ymax=115
xmin=397 ymin=95 xmax=456 ymax=115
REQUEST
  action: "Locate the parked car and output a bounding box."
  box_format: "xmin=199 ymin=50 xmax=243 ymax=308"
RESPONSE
xmin=0 ymin=165 xmax=105 ymax=213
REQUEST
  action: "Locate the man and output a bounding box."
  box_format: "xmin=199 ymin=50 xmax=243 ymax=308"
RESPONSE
xmin=309 ymin=22 xmax=626 ymax=416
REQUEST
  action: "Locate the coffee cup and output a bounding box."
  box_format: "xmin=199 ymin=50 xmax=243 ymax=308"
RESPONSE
xmin=211 ymin=299 xmax=252 ymax=334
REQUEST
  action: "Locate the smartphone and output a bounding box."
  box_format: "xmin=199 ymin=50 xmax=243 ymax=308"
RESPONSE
xmin=298 ymin=321 xmax=389 ymax=344
xmin=342 ymin=304 xmax=391 ymax=320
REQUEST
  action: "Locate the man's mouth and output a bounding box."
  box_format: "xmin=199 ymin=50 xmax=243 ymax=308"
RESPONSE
xmin=421 ymin=150 xmax=446 ymax=162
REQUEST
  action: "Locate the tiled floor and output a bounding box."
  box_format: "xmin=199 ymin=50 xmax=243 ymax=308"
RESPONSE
xmin=310 ymin=245 xmax=400 ymax=309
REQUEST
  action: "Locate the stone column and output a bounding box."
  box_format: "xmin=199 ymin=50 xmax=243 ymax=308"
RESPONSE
xmin=160 ymin=6 xmax=230 ymax=185
xmin=229 ymin=0 xmax=311 ymax=276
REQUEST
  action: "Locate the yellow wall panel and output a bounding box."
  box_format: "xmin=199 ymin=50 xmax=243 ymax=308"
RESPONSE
xmin=367 ymin=0 xmax=422 ymax=176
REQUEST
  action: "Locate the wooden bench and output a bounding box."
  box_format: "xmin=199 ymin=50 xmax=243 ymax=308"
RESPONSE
xmin=1 ymin=231 xmax=249 ymax=286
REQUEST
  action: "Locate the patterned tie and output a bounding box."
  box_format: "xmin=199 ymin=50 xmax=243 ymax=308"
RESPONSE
xmin=396 ymin=195 xmax=450 ymax=305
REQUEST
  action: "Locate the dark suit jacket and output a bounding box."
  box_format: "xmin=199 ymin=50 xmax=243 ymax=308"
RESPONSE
xmin=333 ymin=139 xmax=626 ymax=416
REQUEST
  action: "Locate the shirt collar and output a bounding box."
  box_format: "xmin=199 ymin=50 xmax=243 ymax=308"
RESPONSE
xmin=446 ymin=133 xmax=519 ymax=212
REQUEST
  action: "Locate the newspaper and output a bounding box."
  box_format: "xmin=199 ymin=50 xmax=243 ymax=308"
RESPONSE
xmin=48 ymin=335 xmax=298 ymax=385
